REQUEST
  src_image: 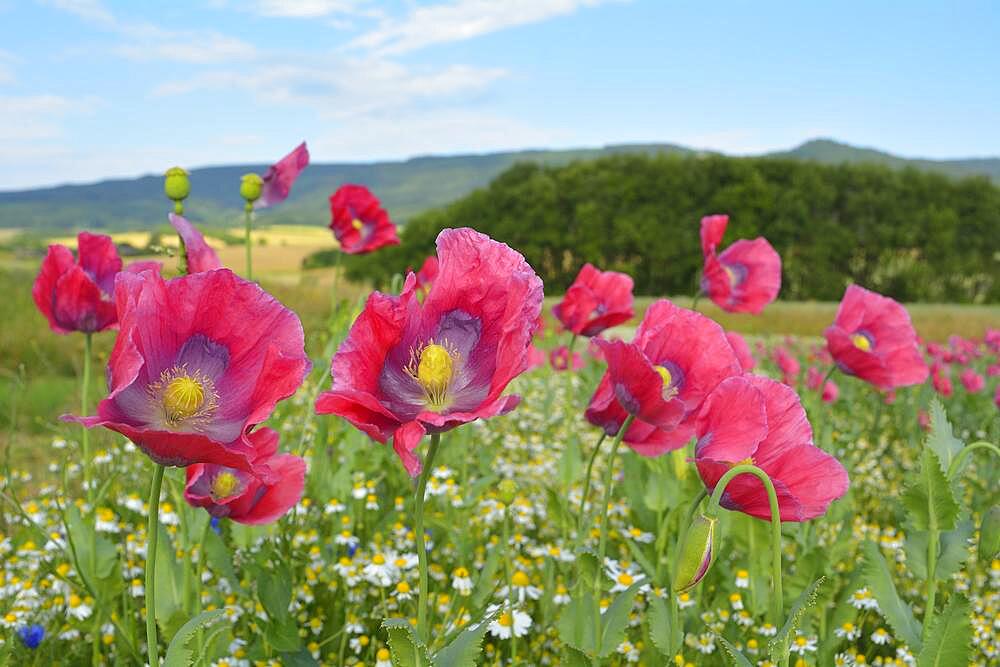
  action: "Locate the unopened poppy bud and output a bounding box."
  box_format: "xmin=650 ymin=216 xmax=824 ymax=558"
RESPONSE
xmin=498 ymin=479 xmax=518 ymax=505
xmin=980 ymin=505 xmax=1000 ymax=561
xmin=240 ymin=173 xmax=263 ymax=204
xmin=673 ymin=513 xmax=717 ymax=593
xmin=164 ymin=167 xmax=190 ymax=202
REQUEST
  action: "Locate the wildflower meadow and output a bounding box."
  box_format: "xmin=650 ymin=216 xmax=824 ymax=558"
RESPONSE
xmin=2 ymin=144 xmax=999 ymax=667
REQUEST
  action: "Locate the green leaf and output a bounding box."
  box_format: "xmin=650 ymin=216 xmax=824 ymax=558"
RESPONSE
xmin=154 ymin=523 xmax=185 ymax=636
xmin=162 ymin=609 xmax=224 ymax=667
xmin=647 ymin=595 xmax=682 ymax=657
xmin=558 ymin=435 xmax=584 ymax=487
xmin=902 ymin=448 xmax=959 ymax=532
xmin=382 ymin=618 xmax=429 ymax=667
xmin=573 ymin=548 xmax=600 ymax=592
xmin=557 ymin=595 xmax=597 ymax=655
xmin=470 ymin=547 xmax=500 ymax=608
xmin=769 ymin=577 xmax=824 ymax=662
xmin=258 ymin=562 xmax=293 ymax=619
xmin=643 ymin=476 xmax=670 ymax=513
xmin=926 ymin=398 xmax=964 ymax=474
xmin=266 ymin=614 xmax=302 ymax=652
xmin=544 ymin=486 xmax=575 ymax=533
xmin=598 ymin=582 xmax=641 ymax=658
xmin=716 ymin=634 xmax=754 ymax=667
xmin=279 ymin=649 xmax=320 ymax=667
xmin=560 ymin=645 xmax=593 ymax=667
xmin=917 ymin=594 xmax=971 ymax=667
xmin=935 ymin=520 xmax=974 ymax=582
xmin=979 ymin=505 xmax=1000 ymax=561
xmin=432 ymin=607 xmax=499 ymax=667
xmin=861 ymin=541 xmax=922 ymax=652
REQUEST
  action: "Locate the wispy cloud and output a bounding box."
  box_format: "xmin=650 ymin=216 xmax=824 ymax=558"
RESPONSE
xmin=251 ymin=0 xmax=367 ymax=19
xmin=351 ymin=0 xmax=623 ymax=55
xmin=38 ymin=0 xmax=114 ymax=25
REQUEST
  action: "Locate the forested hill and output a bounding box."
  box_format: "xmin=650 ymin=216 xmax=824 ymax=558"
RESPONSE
xmin=1 ymin=139 xmax=998 ymax=231
xmin=333 ymin=154 xmax=1000 ymax=304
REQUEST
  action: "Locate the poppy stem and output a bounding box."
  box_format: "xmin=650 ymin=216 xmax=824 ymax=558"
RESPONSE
xmin=145 ymin=463 xmax=165 ymax=667
xmin=593 ymin=414 xmax=635 ymax=661
xmin=704 ymin=464 xmax=784 ymax=656
xmin=80 ymin=332 xmax=93 ymax=504
xmin=567 ymin=333 xmax=578 ymax=355
xmin=820 ymin=365 xmax=837 ymax=386
xmin=575 ymin=431 xmax=607 ymax=547
xmin=946 ymin=440 xmax=1000 ymax=479
xmin=691 ymin=290 xmax=702 ymax=310
xmin=244 ymin=203 xmax=254 ymax=282
xmin=414 ymin=432 xmax=442 ymax=646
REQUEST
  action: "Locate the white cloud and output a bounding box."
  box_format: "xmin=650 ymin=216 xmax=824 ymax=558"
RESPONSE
xmin=38 ymin=0 xmax=114 ymax=25
xmin=113 ymin=29 xmax=259 ymax=64
xmin=252 ymin=0 xmax=365 ymax=18
xmin=352 ymin=0 xmax=623 ymax=55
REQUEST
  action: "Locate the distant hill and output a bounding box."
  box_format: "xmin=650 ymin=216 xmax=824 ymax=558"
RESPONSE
xmin=0 ymin=139 xmax=997 ymax=232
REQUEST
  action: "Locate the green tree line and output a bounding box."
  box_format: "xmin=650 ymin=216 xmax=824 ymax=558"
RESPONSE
xmin=308 ymin=154 xmax=1000 ymax=302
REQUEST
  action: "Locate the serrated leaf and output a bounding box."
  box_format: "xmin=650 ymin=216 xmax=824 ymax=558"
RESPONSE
xmin=716 ymin=634 xmax=754 ymax=667
xmin=917 ymin=594 xmax=971 ymax=667
xmin=902 ymin=448 xmax=959 ymax=532
xmin=432 ymin=607 xmax=499 ymax=667
xmin=560 ymin=645 xmax=593 ymax=667
xmin=557 ymin=595 xmax=597 ymax=655
xmin=383 ymin=618 xmax=429 ymax=667
xmin=266 ymin=614 xmax=302 ymax=652
xmin=926 ymin=399 xmax=963 ymax=474
xmin=769 ymin=577 xmax=824 ymax=662
xmin=598 ymin=582 xmax=641 ymax=658
xmin=573 ymin=548 xmax=600 ymax=592
xmin=648 ymin=596 xmax=682 ymax=657
xmin=979 ymin=505 xmax=1000 ymax=561
xmin=162 ymin=609 xmax=224 ymax=667
xmin=861 ymin=541 xmax=922 ymax=652
xmin=258 ymin=562 xmax=292 ymax=620
xmin=935 ymin=520 xmax=974 ymax=582
xmin=279 ymin=649 xmax=320 ymax=667
xmin=544 ymin=485 xmax=575 ymax=533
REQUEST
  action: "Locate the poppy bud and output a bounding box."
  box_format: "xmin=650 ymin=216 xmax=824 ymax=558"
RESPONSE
xmin=240 ymin=173 xmax=263 ymax=204
xmin=498 ymin=479 xmax=518 ymax=505
xmin=164 ymin=167 xmax=190 ymax=202
xmin=672 ymin=513 xmax=717 ymax=593
xmin=981 ymin=505 xmax=1000 ymax=561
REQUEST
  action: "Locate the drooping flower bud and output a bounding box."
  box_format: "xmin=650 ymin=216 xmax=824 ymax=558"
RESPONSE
xmin=672 ymin=513 xmax=717 ymax=593
xmin=164 ymin=167 xmax=190 ymax=212
xmin=980 ymin=505 xmax=1000 ymax=561
xmin=240 ymin=173 xmax=263 ymax=205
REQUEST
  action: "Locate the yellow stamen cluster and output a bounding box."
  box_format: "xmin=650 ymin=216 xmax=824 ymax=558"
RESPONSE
xmin=351 ymin=218 xmax=364 ymax=231
xmin=149 ymin=366 xmax=218 ymax=428
xmin=210 ymin=472 xmax=240 ymax=500
xmin=405 ymin=340 xmax=460 ymax=410
xmin=852 ymin=333 xmax=872 ymax=351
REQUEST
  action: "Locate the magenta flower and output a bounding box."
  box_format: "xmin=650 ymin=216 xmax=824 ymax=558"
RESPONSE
xmin=700 ymin=215 xmax=782 ymax=314
xmin=314 ymin=228 xmax=543 ymax=477
xmin=184 ymin=427 xmax=306 ymax=525
xmin=66 ymin=268 xmax=309 ymax=475
xmin=552 ymin=263 xmax=634 ymax=337
xmin=169 ymin=214 xmax=222 ymax=274
xmin=960 ymin=368 xmax=985 ymax=393
xmin=258 ymin=142 xmax=310 ymax=208
xmin=726 ymin=331 xmax=756 ymax=371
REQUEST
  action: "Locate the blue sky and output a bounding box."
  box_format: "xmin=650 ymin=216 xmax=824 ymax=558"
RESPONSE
xmin=1 ymin=0 xmax=998 ymax=190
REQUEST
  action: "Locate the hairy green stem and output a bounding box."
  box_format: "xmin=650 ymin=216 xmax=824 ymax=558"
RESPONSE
xmin=503 ymin=504 xmax=517 ymax=665
xmin=575 ymin=432 xmax=607 ymax=546
xmin=414 ymin=432 xmax=442 ymax=646
xmin=705 ymin=464 xmax=784 ymax=655
xmin=145 ymin=464 xmax=165 ymax=666
xmin=593 ymin=415 xmax=634 ymax=661
xmin=244 ymin=203 xmax=254 ymax=281
xmin=81 ymin=332 xmax=93 ymax=503
xmin=947 ymin=440 xmax=1000 ymax=479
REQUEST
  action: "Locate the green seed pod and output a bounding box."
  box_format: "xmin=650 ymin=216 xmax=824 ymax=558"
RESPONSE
xmin=498 ymin=479 xmax=518 ymax=505
xmin=240 ymin=173 xmax=263 ymax=203
xmin=164 ymin=166 xmax=190 ymax=202
xmin=980 ymin=505 xmax=1000 ymax=561
xmin=673 ymin=513 xmax=717 ymax=593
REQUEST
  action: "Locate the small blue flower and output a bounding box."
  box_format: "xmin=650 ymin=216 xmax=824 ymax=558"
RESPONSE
xmin=210 ymin=516 xmax=222 ymax=534
xmin=17 ymin=624 xmax=45 ymax=649
xmin=347 ymin=543 xmax=358 ymax=558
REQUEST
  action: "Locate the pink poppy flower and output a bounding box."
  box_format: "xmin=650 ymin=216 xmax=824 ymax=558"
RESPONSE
xmin=806 ymin=366 xmax=824 ymax=391
xmin=552 ymin=264 xmax=634 ymax=336
xmin=824 ymin=285 xmax=929 ymax=390
xmin=960 ymin=368 xmax=985 ymax=393
xmin=932 ymin=369 xmax=953 ymax=397
xmin=726 ymin=331 xmax=756 ymax=371
xmin=66 ymin=268 xmax=310 ymax=475
xmin=169 ymin=214 xmax=222 ymax=274
xmin=773 ymin=346 xmax=800 ymax=386
xmin=821 ymin=380 xmax=839 ymax=403
xmin=549 ymin=345 xmax=585 ymax=372
xmin=184 ymin=427 xmax=305 ymax=525
xmin=33 ymin=232 xmax=159 ymax=335
xmin=258 ymin=142 xmax=309 ymax=208
xmin=585 ymin=300 xmax=741 ymax=456
xmin=328 ymin=184 xmax=400 ymax=254
xmin=994 ymin=385 xmax=1000 ymax=410
xmin=694 ymin=375 xmax=849 ymax=522
xmin=314 ymin=228 xmax=543 ymax=477
xmin=699 ymin=215 xmax=781 ymax=314
xmin=526 ymin=344 xmax=547 ymax=371
xmin=411 ymin=255 xmax=439 ymax=296
xmin=917 ymin=410 xmax=931 ymax=431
